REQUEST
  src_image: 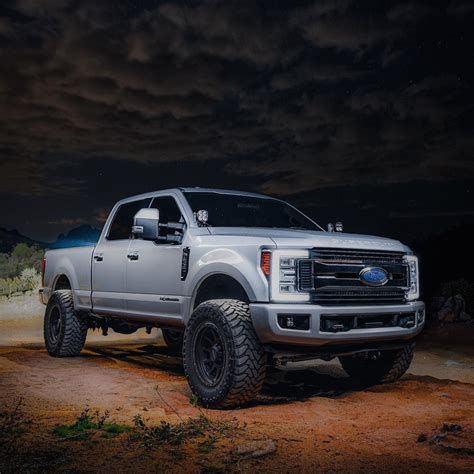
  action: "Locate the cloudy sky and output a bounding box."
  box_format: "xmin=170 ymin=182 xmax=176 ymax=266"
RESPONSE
xmin=0 ymin=0 xmax=473 ymax=242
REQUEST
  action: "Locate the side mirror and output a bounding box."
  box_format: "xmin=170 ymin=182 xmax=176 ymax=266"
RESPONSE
xmin=327 ymin=223 xmax=334 ymax=232
xmin=335 ymin=222 xmax=343 ymax=232
xmin=132 ymin=208 xmax=159 ymax=240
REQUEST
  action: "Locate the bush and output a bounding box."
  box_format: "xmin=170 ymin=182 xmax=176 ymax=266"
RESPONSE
xmin=0 ymin=267 xmax=40 ymax=297
xmin=0 ymin=243 xmax=44 ymax=297
xmin=0 ymin=244 xmax=44 ymax=279
xmin=440 ymin=279 xmax=474 ymax=313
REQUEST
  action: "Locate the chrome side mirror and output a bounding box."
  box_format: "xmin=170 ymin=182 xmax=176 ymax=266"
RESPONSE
xmin=327 ymin=223 xmax=334 ymax=232
xmin=132 ymin=208 xmax=159 ymax=240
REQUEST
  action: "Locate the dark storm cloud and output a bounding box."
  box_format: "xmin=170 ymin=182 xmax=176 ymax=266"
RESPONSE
xmin=0 ymin=0 xmax=473 ymax=238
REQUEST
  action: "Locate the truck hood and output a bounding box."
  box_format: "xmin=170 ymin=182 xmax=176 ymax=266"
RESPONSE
xmin=208 ymin=227 xmax=411 ymax=253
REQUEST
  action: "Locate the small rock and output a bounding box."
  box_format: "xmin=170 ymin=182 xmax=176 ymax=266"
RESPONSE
xmin=437 ymin=295 xmax=466 ymax=322
xmin=430 ymin=433 xmax=447 ymax=445
xmin=430 ymin=296 xmax=447 ymax=313
xmin=417 ymin=433 xmax=427 ymax=442
xmin=235 ymin=439 xmax=276 ymax=458
xmin=438 ymin=393 xmax=452 ymax=399
xmin=441 ymin=423 xmax=463 ymax=433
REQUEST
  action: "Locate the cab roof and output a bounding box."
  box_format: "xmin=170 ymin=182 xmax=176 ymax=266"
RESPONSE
xmin=178 ymin=187 xmax=273 ymax=199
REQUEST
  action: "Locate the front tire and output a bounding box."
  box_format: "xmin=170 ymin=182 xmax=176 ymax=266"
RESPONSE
xmin=44 ymin=290 xmax=88 ymax=357
xmin=183 ymin=299 xmax=266 ymax=408
xmin=339 ymin=342 xmax=415 ymax=385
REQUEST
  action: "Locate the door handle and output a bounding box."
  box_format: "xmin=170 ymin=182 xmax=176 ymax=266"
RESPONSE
xmin=127 ymin=252 xmax=139 ymax=261
xmin=94 ymin=254 xmax=103 ymax=262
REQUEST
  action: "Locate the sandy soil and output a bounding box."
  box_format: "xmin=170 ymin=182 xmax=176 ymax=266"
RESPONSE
xmin=1 ymin=296 xmax=473 ymax=472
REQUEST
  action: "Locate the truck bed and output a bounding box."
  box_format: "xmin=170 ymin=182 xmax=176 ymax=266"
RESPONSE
xmin=41 ymin=245 xmax=95 ymax=310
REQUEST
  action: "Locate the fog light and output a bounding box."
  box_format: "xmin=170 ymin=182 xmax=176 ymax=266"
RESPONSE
xmin=277 ymin=314 xmax=310 ymax=330
xmin=416 ymin=310 xmax=425 ymax=326
xmin=399 ymin=314 xmax=416 ymax=328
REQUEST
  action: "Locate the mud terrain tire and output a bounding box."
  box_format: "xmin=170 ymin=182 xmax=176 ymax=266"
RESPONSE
xmin=183 ymin=299 xmax=266 ymax=408
xmin=339 ymin=342 xmax=415 ymax=384
xmin=44 ymin=290 xmax=88 ymax=357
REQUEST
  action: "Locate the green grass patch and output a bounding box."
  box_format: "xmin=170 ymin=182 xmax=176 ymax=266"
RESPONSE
xmin=52 ymin=408 xmax=130 ymax=440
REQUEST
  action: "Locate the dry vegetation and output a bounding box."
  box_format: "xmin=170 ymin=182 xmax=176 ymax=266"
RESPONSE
xmin=0 ymin=244 xmax=43 ymax=297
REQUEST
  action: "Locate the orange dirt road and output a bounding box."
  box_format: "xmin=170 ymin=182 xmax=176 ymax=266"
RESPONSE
xmin=1 ymin=313 xmax=474 ymax=473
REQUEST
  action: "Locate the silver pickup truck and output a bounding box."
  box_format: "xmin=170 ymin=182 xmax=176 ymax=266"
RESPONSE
xmin=40 ymin=188 xmax=424 ymax=408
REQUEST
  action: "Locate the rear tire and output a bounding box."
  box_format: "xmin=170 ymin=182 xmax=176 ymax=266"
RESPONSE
xmin=162 ymin=328 xmax=184 ymax=354
xmin=183 ymin=299 xmax=266 ymax=408
xmin=339 ymin=342 xmax=415 ymax=384
xmin=44 ymin=290 xmax=88 ymax=357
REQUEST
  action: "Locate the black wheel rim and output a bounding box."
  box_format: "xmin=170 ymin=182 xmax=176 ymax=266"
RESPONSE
xmin=194 ymin=323 xmax=226 ymax=387
xmin=49 ymin=306 xmax=61 ymax=344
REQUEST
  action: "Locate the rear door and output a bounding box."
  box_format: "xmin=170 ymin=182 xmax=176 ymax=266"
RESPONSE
xmin=125 ymin=194 xmax=187 ymax=321
xmin=92 ymin=198 xmax=151 ymax=316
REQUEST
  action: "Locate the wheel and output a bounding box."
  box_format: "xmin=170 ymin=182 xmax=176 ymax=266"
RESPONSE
xmin=162 ymin=328 xmax=184 ymax=354
xmin=339 ymin=342 xmax=415 ymax=384
xmin=183 ymin=299 xmax=266 ymax=408
xmin=44 ymin=290 xmax=88 ymax=357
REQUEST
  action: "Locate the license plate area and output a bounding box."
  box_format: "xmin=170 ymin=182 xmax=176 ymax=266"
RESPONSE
xmin=320 ymin=312 xmax=416 ymax=333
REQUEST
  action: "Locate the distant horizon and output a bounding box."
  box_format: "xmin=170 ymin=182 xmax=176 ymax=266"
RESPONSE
xmin=3 ymin=202 xmax=474 ymax=249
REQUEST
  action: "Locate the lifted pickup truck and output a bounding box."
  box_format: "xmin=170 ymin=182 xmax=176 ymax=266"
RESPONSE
xmin=40 ymin=188 xmax=424 ymax=408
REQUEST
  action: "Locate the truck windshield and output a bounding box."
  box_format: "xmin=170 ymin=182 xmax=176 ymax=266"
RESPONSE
xmin=183 ymin=192 xmax=321 ymax=230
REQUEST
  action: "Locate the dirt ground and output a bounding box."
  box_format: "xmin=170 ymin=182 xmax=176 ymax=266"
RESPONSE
xmin=1 ymin=295 xmax=473 ymax=473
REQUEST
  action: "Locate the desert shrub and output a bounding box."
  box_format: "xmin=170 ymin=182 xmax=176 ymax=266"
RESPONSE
xmin=440 ymin=279 xmax=474 ymax=313
xmin=0 ymin=267 xmax=40 ymax=297
xmin=130 ymin=413 xmax=240 ymax=450
xmin=19 ymin=267 xmax=39 ymax=288
xmin=0 ymin=244 xmax=44 ymax=279
xmin=0 ymin=399 xmax=31 ymax=444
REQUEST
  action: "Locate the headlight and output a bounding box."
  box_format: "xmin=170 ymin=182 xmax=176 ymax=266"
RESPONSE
xmin=405 ymin=255 xmax=419 ymax=301
xmin=261 ymin=249 xmax=310 ymax=302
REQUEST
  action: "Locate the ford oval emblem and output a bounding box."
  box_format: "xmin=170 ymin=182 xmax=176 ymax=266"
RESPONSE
xmin=359 ymin=267 xmax=389 ymax=287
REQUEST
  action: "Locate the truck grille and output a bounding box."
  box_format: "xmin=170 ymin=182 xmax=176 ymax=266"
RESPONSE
xmin=298 ymin=248 xmax=408 ymax=306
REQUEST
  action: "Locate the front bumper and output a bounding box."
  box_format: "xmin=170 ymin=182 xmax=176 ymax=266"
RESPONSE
xmin=250 ymin=301 xmax=425 ymax=347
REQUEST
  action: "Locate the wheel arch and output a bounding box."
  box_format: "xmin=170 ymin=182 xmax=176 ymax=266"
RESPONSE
xmin=191 ymin=272 xmax=250 ymax=309
xmin=54 ymin=273 xmax=72 ymax=291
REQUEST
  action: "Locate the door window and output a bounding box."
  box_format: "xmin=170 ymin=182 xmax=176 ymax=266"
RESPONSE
xmin=107 ymin=198 xmax=152 ymax=240
xmin=150 ymin=196 xmax=184 ymax=240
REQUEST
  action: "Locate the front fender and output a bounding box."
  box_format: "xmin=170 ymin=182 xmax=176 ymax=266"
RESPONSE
xmin=184 ymin=247 xmax=269 ymax=307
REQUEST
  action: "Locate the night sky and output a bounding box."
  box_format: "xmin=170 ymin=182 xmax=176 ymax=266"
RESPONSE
xmin=1 ymin=0 xmax=473 ymax=243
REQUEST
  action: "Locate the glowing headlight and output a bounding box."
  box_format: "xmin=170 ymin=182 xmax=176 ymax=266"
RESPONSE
xmin=405 ymin=255 xmax=419 ymax=301
xmin=268 ymin=249 xmax=310 ymax=302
